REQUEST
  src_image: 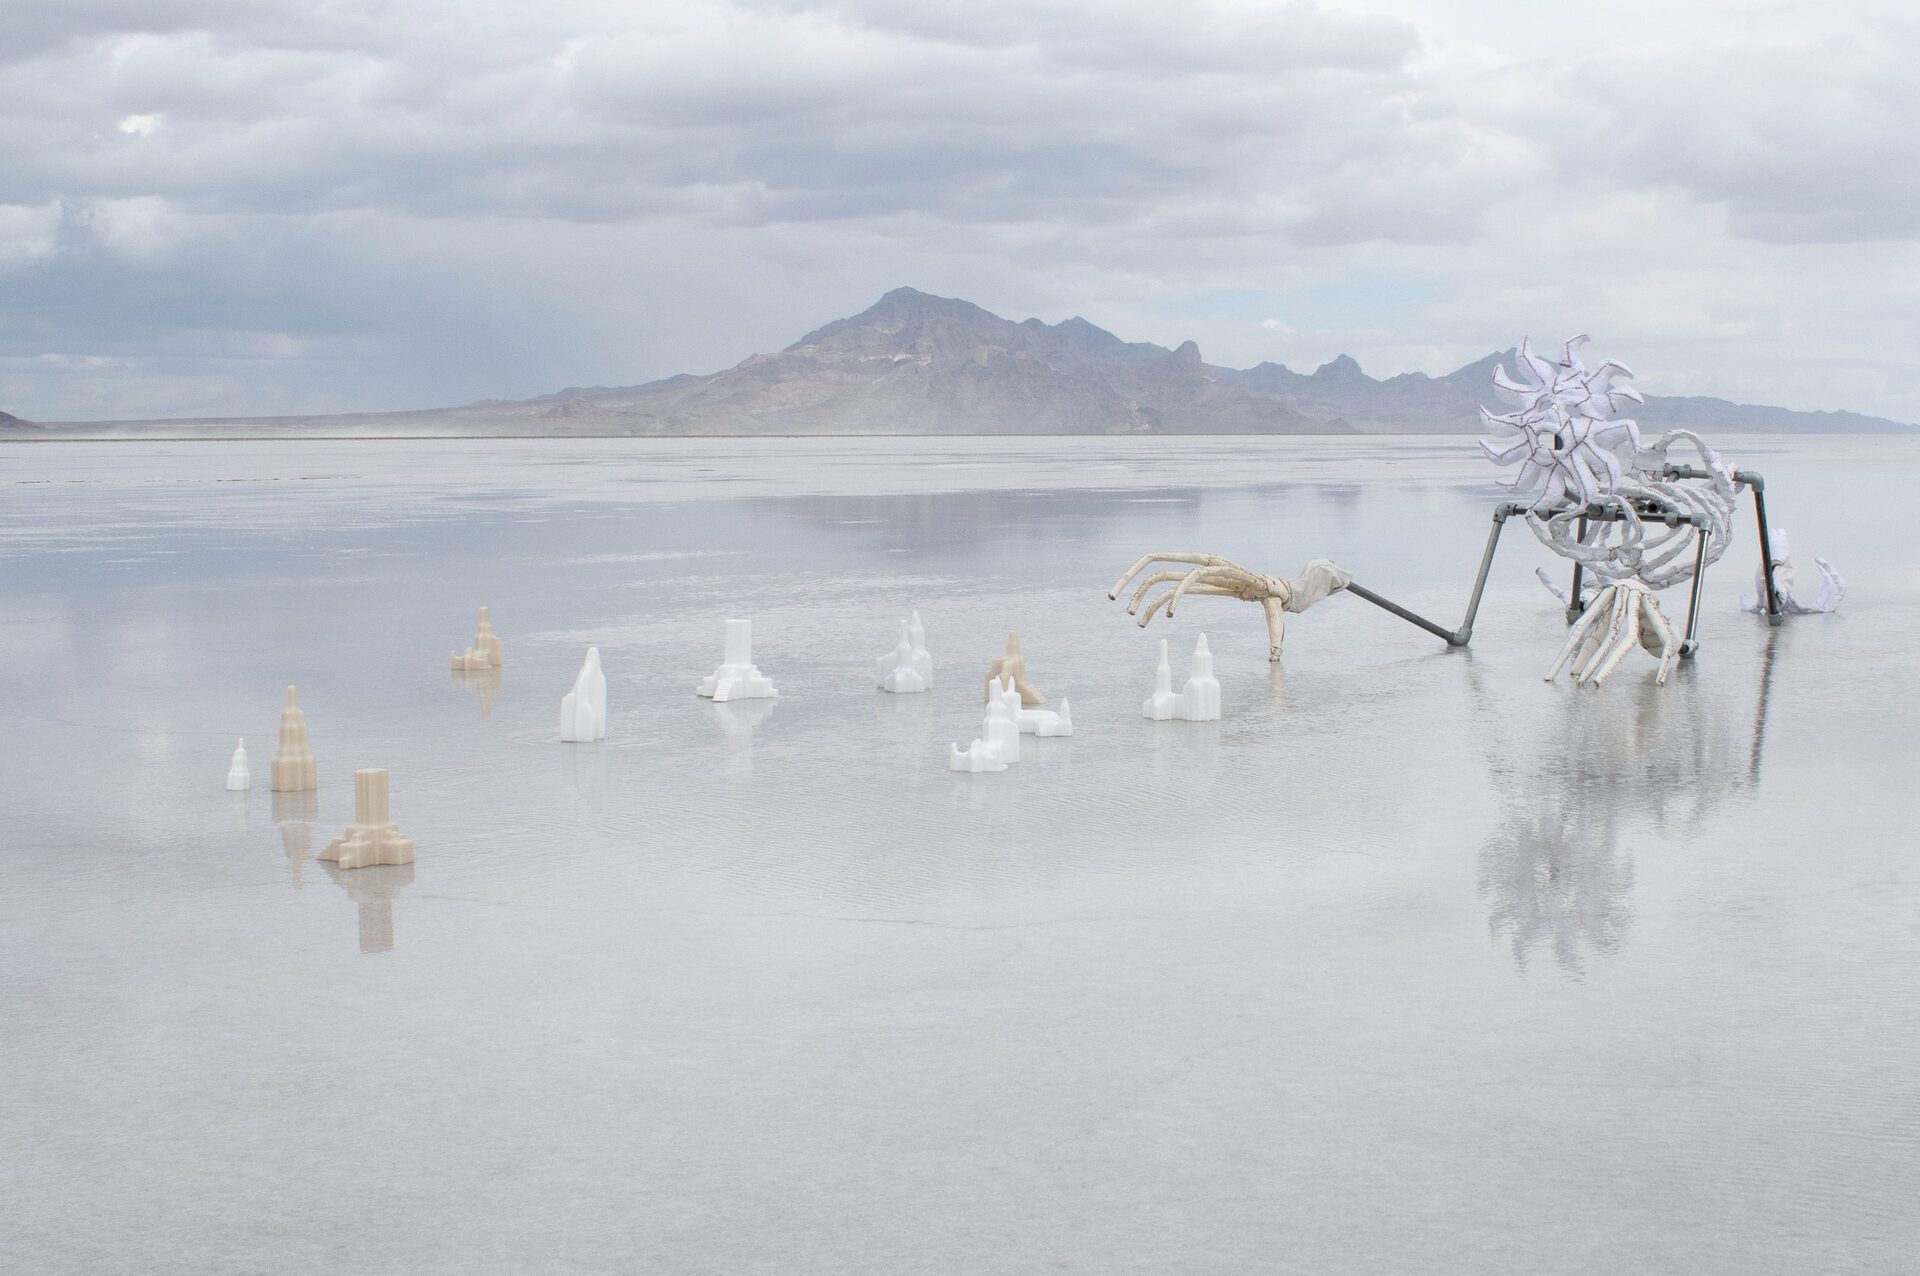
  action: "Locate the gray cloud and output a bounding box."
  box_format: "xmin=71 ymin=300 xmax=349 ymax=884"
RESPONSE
xmin=1 ymin=0 xmax=1917 ymax=421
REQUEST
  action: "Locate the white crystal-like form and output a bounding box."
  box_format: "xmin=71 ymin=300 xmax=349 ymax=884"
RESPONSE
xmin=1015 ymin=697 xmax=1073 ymax=736
xmin=948 ymin=738 xmax=1008 ymax=772
xmin=560 ymin=646 xmax=607 ymax=742
xmin=225 ymin=738 xmax=251 ymax=790
xmin=270 ymin=686 xmax=317 ymax=791
xmin=1143 ymin=635 xmax=1222 ymax=721
xmin=697 ymin=619 xmax=778 ymax=701
xmin=320 ymin=769 xmax=415 ymax=869
xmin=877 ymin=611 xmax=933 ymax=693
xmin=451 ymin=606 xmax=503 ymax=670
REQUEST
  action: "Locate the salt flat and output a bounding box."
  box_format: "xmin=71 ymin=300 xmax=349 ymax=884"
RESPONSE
xmin=1 ymin=436 xmax=1914 ymax=1273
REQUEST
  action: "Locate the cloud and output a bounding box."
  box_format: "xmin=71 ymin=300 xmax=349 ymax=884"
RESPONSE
xmin=0 ymin=0 xmax=1916 ymax=421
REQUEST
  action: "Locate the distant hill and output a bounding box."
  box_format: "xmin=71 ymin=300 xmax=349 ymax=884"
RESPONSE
xmin=7 ymin=288 xmax=1915 ymax=438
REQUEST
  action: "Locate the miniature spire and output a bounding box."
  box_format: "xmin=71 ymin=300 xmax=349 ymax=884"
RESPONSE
xmin=270 ymin=685 xmax=317 ymax=792
xmin=225 ymin=738 xmax=251 ymax=791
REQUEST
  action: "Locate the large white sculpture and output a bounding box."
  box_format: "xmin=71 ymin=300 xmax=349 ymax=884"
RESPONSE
xmin=1480 ymin=335 xmax=1737 ymax=591
xmin=1109 ymin=556 xmax=1352 ymax=660
xmin=877 ymin=612 xmax=932 ymax=693
xmin=560 ymin=646 xmax=607 ymax=742
xmin=697 ymin=619 xmax=778 ymax=701
xmin=1142 ymin=635 xmax=1222 ymax=721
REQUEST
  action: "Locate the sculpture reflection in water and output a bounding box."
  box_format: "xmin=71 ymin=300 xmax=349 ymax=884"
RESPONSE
xmin=1477 ymin=635 xmax=1776 ymax=977
xmin=451 ymin=666 xmax=502 ymax=719
xmin=271 ymin=787 xmax=412 ymax=952
xmin=321 ymin=860 xmax=415 ymax=955
xmin=272 ymin=789 xmax=319 ymax=887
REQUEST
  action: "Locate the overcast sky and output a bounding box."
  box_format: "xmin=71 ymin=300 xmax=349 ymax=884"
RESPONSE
xmin=2 ymin=0 xmax=1916 ymax=422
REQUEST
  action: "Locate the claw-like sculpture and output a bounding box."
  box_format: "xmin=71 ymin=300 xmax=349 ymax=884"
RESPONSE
xmin=1108 ymin=554 xmax=1352 ymax=660
xmin=1544 ymin=579 xmax=1676 ymax=688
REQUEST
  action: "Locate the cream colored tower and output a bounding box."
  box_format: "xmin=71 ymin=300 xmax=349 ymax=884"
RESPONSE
xmin=270 ymin=686 xmax=317 ymax=791
xmin=320 ymin=769 xmax=415 ymax=869
xmin=983 ymin=632 xmax=1046 ymax=706
xmin=451 ymin=606 xmax=504 ymax=670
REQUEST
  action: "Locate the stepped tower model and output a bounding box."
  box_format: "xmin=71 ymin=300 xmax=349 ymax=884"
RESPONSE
xmin=270 ymin=686 xmax=318 ymax=791
xmin=697 ymin=619 xmax=778 ymax=701
xmin=320 ymin=769 xmax=415 ymax=869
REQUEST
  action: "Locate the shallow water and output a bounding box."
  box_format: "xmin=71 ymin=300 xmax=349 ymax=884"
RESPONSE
xmin=2 ymin=436 xmax=1916 ymax=1273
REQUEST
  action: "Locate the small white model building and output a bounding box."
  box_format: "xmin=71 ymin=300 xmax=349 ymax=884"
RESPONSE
xmin=1143 ymin=635 xmax=1222 ymax=721
xmin=270 ymin=686 xmax=317 ymax=791
xmin=560 ymin=646 xmax=607 ymax=742
xmin=451 ymin=606 xmax=503 ymax=670
xmin=697 ymin=619 xmax=778 ymax=701
xmin=950 ymin=676 xmax=1070 ymax=768
xmin=320 ymin=769 xmax=415 ymax=869
xmin=877 ymin=612 xmax=933 ymax=693
xmin=948 ymin=738 xmax=1008 ymax=772
xmin=225 ymin=738 xmax=252 ymax=791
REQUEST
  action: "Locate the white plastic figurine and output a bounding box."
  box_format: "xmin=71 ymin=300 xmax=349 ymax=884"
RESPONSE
xmin=877 ymin=612 xmax=933 ymax=693
xmin=947 ymin=738 xmax=1008 ymax=773
xmin=1143 ymin=635 xmax=1222 ymax=721
xmin=560 ymin=646 xmax=607 ymax=742
xmin=950 ymin=675 xmax=1061 ymax=770
xmin=225 ymin=738 xmax=252 ymax=791
xmin=697 ymin=619 xmax=778 ymax=702
xmin=1015 ymin=697 xmax=1073 ymax=736
xmin=451 ymin=606 xmax=504 ymax=670
xmin=319 ymin=769 xmax=415 ymax=869
xmin=270 ymin=686 xmax=317 ymax=791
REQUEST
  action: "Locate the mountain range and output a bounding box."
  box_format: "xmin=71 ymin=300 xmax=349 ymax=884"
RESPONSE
xmin=4 ymin=287 xmax=1912 ymax=437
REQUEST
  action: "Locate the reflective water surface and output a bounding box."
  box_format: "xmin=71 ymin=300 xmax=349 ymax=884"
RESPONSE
xmin=2 ymin=436 xmax=1915 ymax=1273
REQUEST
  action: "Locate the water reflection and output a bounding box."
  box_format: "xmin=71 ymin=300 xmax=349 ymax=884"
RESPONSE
xmin=1477 ymin=635 xmax=1777 ymax=978
xmin=563 ymin=740 xmax=606 ymax=814
xmin=321 ymin=861 xmax=415 ymax=954
xmin=709 ymin=698 xmax=775 ymax=779
xmin=451 ymin=667 xmax=502 ymax=718
xmin=271 ymin=789 xmax=320 ymax=887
